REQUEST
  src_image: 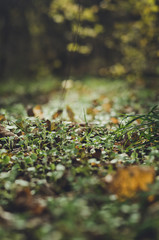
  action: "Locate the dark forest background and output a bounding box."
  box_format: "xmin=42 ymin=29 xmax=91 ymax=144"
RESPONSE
xmin=0 ymin=0 xmax=159 ymax=86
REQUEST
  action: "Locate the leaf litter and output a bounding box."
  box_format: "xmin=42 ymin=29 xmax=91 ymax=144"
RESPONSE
xmin=0 ymin=79 xmax=159 ymax=239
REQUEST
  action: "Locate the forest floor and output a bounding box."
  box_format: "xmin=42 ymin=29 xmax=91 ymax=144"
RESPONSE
xmin=0 ymin=77 xmax=159 ymax=240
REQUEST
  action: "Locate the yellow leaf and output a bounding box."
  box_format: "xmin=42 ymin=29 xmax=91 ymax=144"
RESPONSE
xmin=105 ymin=166 xmax=155 ymax=199
xmin=33 ymin=105 xmax=43 ymax=119
xmin=66 ymin=105 xmax=75 ymax=122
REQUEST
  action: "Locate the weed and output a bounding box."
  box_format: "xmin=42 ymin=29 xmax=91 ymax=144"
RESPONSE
xmin=0 ymin=78 xmax=158 ymax=240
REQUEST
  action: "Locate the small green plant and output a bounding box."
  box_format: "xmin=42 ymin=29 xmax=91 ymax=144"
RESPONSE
xmin=0 ymin=79 xmax=159 ymax=240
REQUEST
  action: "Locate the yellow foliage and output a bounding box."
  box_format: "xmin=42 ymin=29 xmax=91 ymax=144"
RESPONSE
xmin=33 ymin=105 xmax=43 ymax=119
xmin=105 ymin=166 xmax=155 ymax=199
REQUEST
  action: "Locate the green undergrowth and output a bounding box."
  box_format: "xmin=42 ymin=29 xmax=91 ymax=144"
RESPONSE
xmin=0 ymin=78 xmax=159 ymax=240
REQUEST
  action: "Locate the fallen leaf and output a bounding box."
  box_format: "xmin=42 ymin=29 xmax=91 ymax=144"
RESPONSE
xmin=0 ymin=124 xmax=18 ymax=138
xmin=0 ymin=115 xmax=5 ymax=122
xmin=110 ymin=117 xmax=119 ymax=124
xmin=33 ymin=105 xmax=43 ymax=119
xmin=66 ymin=105 xmax=75 ymax=122
xmin=105 ymin=166 xmax=155 ymax=199
xmin=27 ymin=105 xmax=43 ymax=119
xmin=52 ymin=109 xmax=63 ymax=119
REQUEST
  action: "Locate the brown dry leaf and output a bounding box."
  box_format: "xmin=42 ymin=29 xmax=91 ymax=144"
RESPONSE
xmin=0 ymin=124 xmax=17 ymax=138
xmin=110 ymin=117 xmax=119 ymax=124
xmin=52 ymin=109 xmax=63 ymax=119
xmin=66 ymin=105 xmax=75 ymax=122
xmin=105 ymin=166 xmax=155 ymax=199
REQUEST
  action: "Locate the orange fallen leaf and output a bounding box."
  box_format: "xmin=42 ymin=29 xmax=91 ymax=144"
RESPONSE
xmin=0 ymin=115 xmax=5 ymax=122
xmin=105 ymin=166 xmax=155 ymax=199
xmin=66 ymin=105 xmax=75 ymax=122
xmin=52 ymin=109 xmax=63 ymax=119
xmin=110 ymin=117 xmax=119 ymax=124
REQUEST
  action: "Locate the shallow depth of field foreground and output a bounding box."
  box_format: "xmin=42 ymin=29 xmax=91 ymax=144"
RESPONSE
xmin=0 ymin=78 xmax=159 ymax=240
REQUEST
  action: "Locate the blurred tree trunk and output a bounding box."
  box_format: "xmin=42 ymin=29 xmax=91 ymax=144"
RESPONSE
xmin=0 ymin=4 xmax=10 ymax=79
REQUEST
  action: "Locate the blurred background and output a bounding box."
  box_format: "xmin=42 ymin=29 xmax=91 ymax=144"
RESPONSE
xmin=0 ymin=0 xmax=159 ymax=87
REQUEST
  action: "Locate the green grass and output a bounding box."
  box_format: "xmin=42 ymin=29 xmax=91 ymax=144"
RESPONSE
xmin=0 ymin=77 xmax=159 ymax=240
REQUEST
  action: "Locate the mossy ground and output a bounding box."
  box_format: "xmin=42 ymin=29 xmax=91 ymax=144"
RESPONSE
xmin=0 ymin=77 xmax=159 ymax=240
